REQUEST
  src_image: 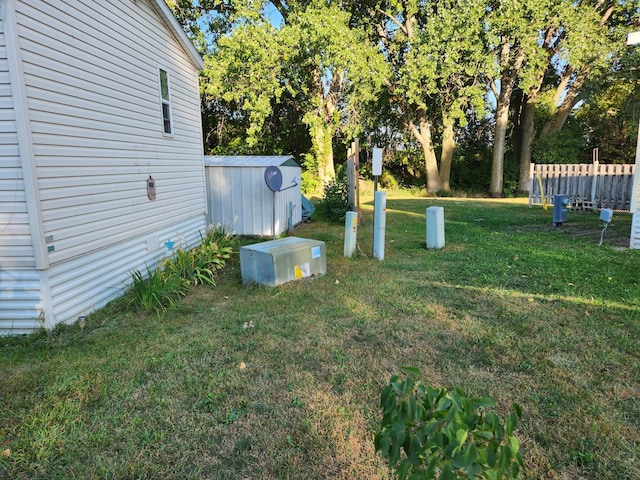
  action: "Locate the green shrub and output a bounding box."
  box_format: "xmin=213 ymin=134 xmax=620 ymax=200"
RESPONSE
xmin=126 ymin=265 xmax=188 ymax=313
xmin=162 ymin=227 xmax=234 ymax=287
xmin=126 ymin=226 xmax=234 ymax=312
xmin=380 ymin=171 xmax=400 ymax=190
xmin=198 ymin=226 xmax=234 ymax=275
xmin=204 ymin=223 xmax=236 ymax=252
xmin=317 ymin=167 xmax=350 ymax=222
xmin=375 ymin=367 xmax=524 ymax=480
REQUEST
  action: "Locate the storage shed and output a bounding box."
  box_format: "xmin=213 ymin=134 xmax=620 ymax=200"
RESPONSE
xmin=0 ymin=0 xmax=207 ymax=334
xmin=204 ymin=156 xmax=302 ymax=236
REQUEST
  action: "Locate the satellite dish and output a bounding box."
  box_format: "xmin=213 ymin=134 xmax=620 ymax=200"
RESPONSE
xmin=264 ymin=166 xmax=283 ymax=192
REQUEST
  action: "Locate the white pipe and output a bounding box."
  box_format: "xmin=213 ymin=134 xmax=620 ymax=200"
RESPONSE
xmin=373 ymin=191 xmax=386 ymax=260
xmin=344 ymin=211 xmax=358 ymax=257
xmin=426 ymin=206 xmax=445 ymax=249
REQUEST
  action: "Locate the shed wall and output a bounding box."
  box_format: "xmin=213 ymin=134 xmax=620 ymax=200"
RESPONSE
xmin=15 ymin=0 xmax=206 ymax=265
xmin=206 ymin=166 xmax=302 ymax=236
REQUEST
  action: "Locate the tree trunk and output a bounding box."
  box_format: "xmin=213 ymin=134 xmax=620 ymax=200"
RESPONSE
xmin=490 ymin=44 xmax=525 ymax=198
xmin=409 ymin=116 xmax=442 ymax=192
xmin=518 ymin=94 xmax=536 ymax=193
xmin=510 ymin=88 xmax=525 ymax=166
xmin=540 ymin=69 xmax=586 ymax=138
xmin=310 ymin=121 xmax=335 ymax=182
xmin=490 ymin=93 xmax=510 ymax=197
xmin=440 ymin=113 xmax=455 ymax=191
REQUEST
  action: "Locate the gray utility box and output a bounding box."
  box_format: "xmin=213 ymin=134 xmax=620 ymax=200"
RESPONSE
xmin=553 ymin=194 xmax=569 ymax=227
xmin=240 ymin=237 xmax=326 ymax=287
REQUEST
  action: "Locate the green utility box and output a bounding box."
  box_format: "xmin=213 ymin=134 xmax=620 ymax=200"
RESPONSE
xmin=240 ymin=237 xmax=326 ymax=287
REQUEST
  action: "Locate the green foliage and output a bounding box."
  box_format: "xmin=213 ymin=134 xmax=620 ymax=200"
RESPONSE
xmin=125 ymin=227 xmax=234 ymax=312
xmin=200 ymin=21 xmax=285 ymax=149
xmin=576 ymin=78 xmax=640 ymax=164
xmin=163 ymin=229 xmax=233 ymax=287
xmin=204 ymin=223 xmax=236 ymax=251
xmin=380 ymin=171 xmax=400 ymax=190
xmin=375 ymin=368 xmax=524 ymax=480
xmin=317 ymin=167 xmax=349 ymax=222
xmin=532 ymin=119 xmax=588 ymax=164
xmin=125 ymin=265 xmax=188 ymax=314
xmin=301 ymin=168 xmax=322 ymax=195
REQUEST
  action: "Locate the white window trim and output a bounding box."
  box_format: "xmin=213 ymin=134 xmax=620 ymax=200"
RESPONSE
xmin=158 ymin=66 xmax=173 ymax=137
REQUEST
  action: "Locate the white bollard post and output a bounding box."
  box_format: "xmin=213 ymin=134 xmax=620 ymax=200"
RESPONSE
xmin=344 ymin=211 xmax=358 ymax=257
xmin=426 ymin=206 xmax=445 ymax=249
xmin=373 ymin=191 xmax=386 ymax=260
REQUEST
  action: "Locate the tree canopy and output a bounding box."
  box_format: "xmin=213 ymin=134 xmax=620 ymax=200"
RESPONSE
xmin=167 ymin=0 xmax=640 ymax=195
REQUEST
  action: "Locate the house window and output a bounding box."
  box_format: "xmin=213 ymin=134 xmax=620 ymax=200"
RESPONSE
xmin=159 ymin=68 xmax=172 ymax=135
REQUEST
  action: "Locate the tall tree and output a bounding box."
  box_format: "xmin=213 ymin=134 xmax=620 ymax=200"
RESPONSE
xmin=511 ymin=0 xmax=635 ymax=192
xmin=171 ymin=0 xmax=387 ymax=184
xmin=284 ymin=3 xmax=388 ymax=181
xmin=485 ymin=0 xmax=551 ymax=197
xmin=362 ymin=0 xmax=490 ymax=192
xmin=539 ymin=0 xmax=631 ymax=138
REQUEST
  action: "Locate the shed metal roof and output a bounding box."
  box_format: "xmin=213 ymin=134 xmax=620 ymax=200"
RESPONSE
xmin=204 ymin=155 xmax=298 ymax=168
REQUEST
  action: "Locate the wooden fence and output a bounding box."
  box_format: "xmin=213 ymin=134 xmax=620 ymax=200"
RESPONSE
xmin=529 ymin=161 xmax=635 ymax=212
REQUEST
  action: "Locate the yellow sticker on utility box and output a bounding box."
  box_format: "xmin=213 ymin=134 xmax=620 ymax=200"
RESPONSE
xmin=294 ymin=263 xmax=311 ymax=279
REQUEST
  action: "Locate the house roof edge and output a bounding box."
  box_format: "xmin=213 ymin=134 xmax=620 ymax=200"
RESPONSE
xmin=150 ymin=0 xmax=204 ymax=70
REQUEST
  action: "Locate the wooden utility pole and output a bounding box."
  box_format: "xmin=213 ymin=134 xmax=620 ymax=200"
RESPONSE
xmin=346 ymin=138 xmax=361 ymax=223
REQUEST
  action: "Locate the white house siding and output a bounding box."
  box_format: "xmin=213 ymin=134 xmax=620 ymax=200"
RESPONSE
xmin=47 ymin=215 xmax=204 ymax=325
xmin=631 ymin=214 xmax=639 ymax=249
xmin=0 ymin=16 xmax=43 ymax=334
xmin=14 ymin=0 xmax=206 ymax=265
xmin=0 ymin=0 xmax=206 ymax=333
xmin=631 ymin=168 xmax=640 ymax=247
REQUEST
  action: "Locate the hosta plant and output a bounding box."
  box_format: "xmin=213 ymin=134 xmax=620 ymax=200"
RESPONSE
xmin=375 ymin=367 xmax=524 ymax=480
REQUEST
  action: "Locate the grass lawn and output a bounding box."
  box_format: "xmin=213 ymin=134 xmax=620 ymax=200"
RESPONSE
xmin=1 ymin=194 xmax=639 ymax=479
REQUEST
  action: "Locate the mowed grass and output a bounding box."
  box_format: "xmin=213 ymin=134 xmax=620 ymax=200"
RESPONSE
xmin=1 ymin=195 xmax=639 ymax=479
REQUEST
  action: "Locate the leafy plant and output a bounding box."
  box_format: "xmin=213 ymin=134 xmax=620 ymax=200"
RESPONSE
xmin=163 ymin=227 xmax=234 ymax=287
xmin=163 ymin=247 xmax=214 ymax=287
xmin=375 ymin=367 xmax=524 ymax=480
xmin=317 ymin=167 xmax=350 ymax=222
xmin=204 ymin=223 xmax=236 ymax=252
xmin=127 ymin=226 xmax=234 ymax=312
xmin=126 ymin=265 xmax=188 ymax=313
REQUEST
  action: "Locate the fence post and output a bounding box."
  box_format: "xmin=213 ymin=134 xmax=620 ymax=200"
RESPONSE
xmin=590 ymin=159 xmax=599 ymax=209
xmin=528 ymin=163 xmax=535 ymax=207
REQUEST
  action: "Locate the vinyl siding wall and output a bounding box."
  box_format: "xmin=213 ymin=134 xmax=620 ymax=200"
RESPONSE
xmin=631 ymin=167 xmax=640 ymax=248
xmin=0 ymin=12 xmax=44 ymax=334
xmin=47 ymin=215 xmax=205 ymax=325
xmin=631 ymin=213 xmax=640 ymax=249
xmin=1 ymin=0 xmax=206 ymax=332
xmin=0 ymin=17 xmax=35 ymax=268
xmin=15 ymin=0 xmax=206 ymax=265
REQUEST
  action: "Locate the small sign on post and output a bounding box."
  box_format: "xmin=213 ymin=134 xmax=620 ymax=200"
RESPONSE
xmin=372 ymin=147 xmax=383 ymax=192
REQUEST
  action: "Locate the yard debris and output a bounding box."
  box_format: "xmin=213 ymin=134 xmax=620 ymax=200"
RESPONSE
xmin=242 ymin=321 xmax=255 ymax=330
